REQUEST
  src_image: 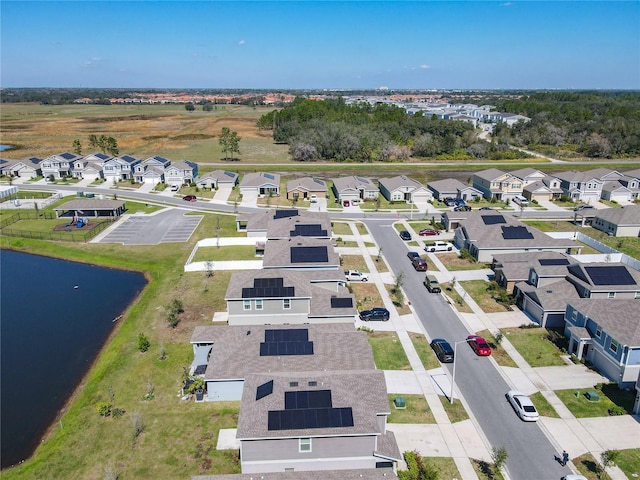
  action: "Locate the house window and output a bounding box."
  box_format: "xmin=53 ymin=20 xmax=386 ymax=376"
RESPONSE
xmin=283 ymin=299 xmax=291 ymax=309
xmin=571 ymin=310 xmax=577 ymax=321
xmin=608 ymin=292 xmax=616 ymax=299
xmin=243 ymin=300 xmax=251 ymax=311
xmin=255 ymin=299 xmax=263 ymax=310
xmin=299 ymin=438 xmax=311 ymax=453
xmin=635 ymin=291 xmax=640 ymax=299
xmin=610 ymin=339 xmax=619 ymax=354
xmin=595 ymin=326 xmax=602 ymax=338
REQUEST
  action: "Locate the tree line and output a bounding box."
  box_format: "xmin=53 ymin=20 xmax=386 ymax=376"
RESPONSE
xmin=491 ymin=91 xmax=640 ymax=158
xmin=257 ymin=98 xmax=527 ymax=162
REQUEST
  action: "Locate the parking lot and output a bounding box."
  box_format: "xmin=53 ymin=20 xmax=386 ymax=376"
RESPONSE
xmin=98 ymin=209 xmax=202 ymax=245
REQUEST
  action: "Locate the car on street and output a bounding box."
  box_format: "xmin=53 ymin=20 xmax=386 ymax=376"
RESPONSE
xmin=454 ymin=205 xmax=472 ymax=212
xmin=561 ymin=476 xmax=588 ymax=480
xmin=399 ymin=230 xmax=412 ymax=241
xmin=424 ymin=241 xmax=454 ymax=252
xmin=183 ymin=195 xmax=197 ymax=202
xmin=506 ymin=390 xmax=539 ymax=422
xmin=467 ymin=335 xmax=491 ymax=356
xmin=423 ymin=274 xmax=441 ymax=293
xmin=479 ymin=207 xmax=494 ymax=211
xmin=359 ymin=307 xmax=390 ymax=322
xmin=574 ymin=205 xmax=594 ymax=211
xmin=418 ymin=228 xmax=440 ymax=236
xmin=407 ymin=251 xmax=420 ymax=261
xmin=342 ymin=200 xmax=350 ymax=207
xmin=412 ymin=257 xmax=427 ymax=271
xmin=345 ymin=270 xmax=369 ymax=282
xmin=430 ymin=338 xmax=454 ymax=363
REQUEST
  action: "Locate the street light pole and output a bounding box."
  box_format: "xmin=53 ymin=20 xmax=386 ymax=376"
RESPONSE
xmin=450 ymin=338 xmax=472 ymax=405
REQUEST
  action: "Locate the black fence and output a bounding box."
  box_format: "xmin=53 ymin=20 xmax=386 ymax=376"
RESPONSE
xmin=0 ymin=212 xmax=115 ymax=242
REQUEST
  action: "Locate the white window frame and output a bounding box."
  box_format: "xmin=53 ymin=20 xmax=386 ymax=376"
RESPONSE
xmin=255 ymin=299 xmax=263 ymax=311
xmin=610 ymin=338 xmax=619 ymax=354
xmin=635 ymin=291 xmax=640 ymax=299
xmin=595 ymin=325 xmax=602 ymax=338
xmin=608 ymin=292 xmax=616 ymax=299
xmin=243 ymin=300 xmax=251 ymax=311
xmin=283 ymin=298 xmax=291 ymax=310
xmin=571 ymin=310 xmax=577 ymax=321
xmin=299 ymin=438 xmax=311 ymax=453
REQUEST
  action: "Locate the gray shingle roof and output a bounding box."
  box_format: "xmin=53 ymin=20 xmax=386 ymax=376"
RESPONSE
xmin=286 ymin=177 xmax=327 ymax=193
xmin=198 ymin=170 xmax=238 ymax=183
xmin=518 ymin=278 xmax=581 ymax=312
xmin=473 ymin=168 xmax=508 ymax=182
xmin=332 ymin=176 xmax=377 ymax=192
xmin=225 ymin=270 xmax=313 ymax=300
xmin=241 ymin=172 xmax=281 ymax=187
xmin=567 ymin=262 xmax=640 ymax=291
xmin=262 ymin=238 xmax=340 ymax=268
xmin=378 ymin=175 xmax=425 ymax=192
xmin=567 ymin=299 xmax=640 ymax=346
xmin=595 ymin=205 xmax=640 ymax=227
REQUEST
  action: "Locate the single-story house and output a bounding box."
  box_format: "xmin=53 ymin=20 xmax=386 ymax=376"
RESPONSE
xmin=196 ymin=170 xmax=239 ymax=189
xmin=262 ymin=238 xmax=340 ymax=271
xmin=236 ymin=209 xmax=332 ymax=239
xmin=426 ymin=178 xmax=482 ymax=201
xmin=1 ymin=157 xmax=42 ymax=179
xmin=240 ymin=172 xmax=281 ymax=196
xmin=236 ymin=370 xmax=400 ymax=474
xmin=516 ymin=278 xmax=581 ymax=328
xmin=332 ymin=176 xmax=379 ymax=202
xmin=378 ymin=175 xmax=432 ymax=203
xmin=286 ymin=177 xmax=328 ymax=200
xmin=592 ymin=205 xmax=640 ymax=237
xmin=565 ymin=299 xmax=640 ymax=387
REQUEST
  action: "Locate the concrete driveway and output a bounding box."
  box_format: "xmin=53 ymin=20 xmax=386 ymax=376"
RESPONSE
xmin=212 ymin=185 xmax=233 ymax=204
xmin=308 ymin=198 xmax=327 ymax=212
xmin=240 ymin=190 xmax=258 ymax=207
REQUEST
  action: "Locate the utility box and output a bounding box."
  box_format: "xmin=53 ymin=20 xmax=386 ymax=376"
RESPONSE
xmin=393 ymin=397 xmax=406 ymax=409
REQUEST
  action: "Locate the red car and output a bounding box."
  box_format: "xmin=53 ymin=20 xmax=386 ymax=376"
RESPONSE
xmin=467 ymin=335 xmax=491 ymax=356
xmin=183 ymin=195 xmax=197 ymax=202
xmin=419 ymin=228 xmax=439 ymax=236
xmin=412 ymin=257 xmax=427 ymax=271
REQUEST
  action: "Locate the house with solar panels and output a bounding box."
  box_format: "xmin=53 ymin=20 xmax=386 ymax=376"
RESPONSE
xmin=40 ymin=152 xmax=81 ymax=179
xmin=196 ymin=169 xmax=239 ymax=189
xmin=0 ymin=157 xmax=42 ymax=179
xmin=286 ymin=177 xmax=328 ymax=200
xmin=72 ymin=153 xmax=110 ymax=181
xmin=165 ymin=160 xmax=199 ymax=187
xmin=236 ymin=209 xmax=332 ymax=239
xmin=133 ymin=156 xmax=171 ymax=185
xmin=449 ymin=211 xmax=581 ymax=262
xmin=189 ymin=323 xmax=374 ymax=401
xmin=492 ymin=251 xmax=577 ymax=294
xmin=564 ymin=299 xmax=640 ymax=387
xmin=225 ymin=270 xmax=357 ymax=326
xmin=378 ymin=175 xmax=432 ymax=203
xmin=240 ymin=172 xmax=281 ymax=196
xmin=102 ymin=154 xmax=141 ymax=182
xmin=263 ymin=239 xmax=340 ymax=271
xmin=236 ymin=370 xmax=401 ymax=474
xmin=332 ymin=176 xmax=379 ymax=203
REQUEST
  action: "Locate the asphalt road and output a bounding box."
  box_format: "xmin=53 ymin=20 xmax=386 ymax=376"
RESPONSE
xmin=365 ymin=219 xmax=568 ymax=480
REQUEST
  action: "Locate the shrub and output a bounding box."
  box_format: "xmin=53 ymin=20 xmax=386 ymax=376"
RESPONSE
xmin=608 ymin=406 xmax=625 ymax=416
xmin=111 ymin=407 xmax=125 ymax=418
xmin=97 ymin=402 xmax=113 ymax=417
xmin=137 ymin=333 xmax=150 ymax=353
xmin=459 ymin=248 xmax=475 ymax=261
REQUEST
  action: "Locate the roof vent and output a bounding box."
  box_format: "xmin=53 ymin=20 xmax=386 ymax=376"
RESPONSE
xmin=246 ymin=330 xmax=251 ymax=335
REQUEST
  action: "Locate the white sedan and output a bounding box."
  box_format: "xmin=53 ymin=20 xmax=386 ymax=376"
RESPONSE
xmin=506 ymin=390 xmax=539 ymax=422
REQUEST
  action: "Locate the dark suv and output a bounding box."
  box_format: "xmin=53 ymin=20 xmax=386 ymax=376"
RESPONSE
xmin=359 ymin=308 xmax=390 ymax=322
xmin=430 ymin=338 xmax=454 ymax=363
xmin=399 ymin=230 xmax=412 ymax=241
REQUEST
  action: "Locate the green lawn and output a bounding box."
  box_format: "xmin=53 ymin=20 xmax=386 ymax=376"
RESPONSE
xmin=475 ymin=330 xmax=518 ymax=368
xmin=192 ymin=245 xmax=257 ymax=262
xmin=409 ymin=333 xmax=441 ymax=370
xmin=471 ymin=458 xmax=505 ymax=480
xmin=522 ymin=220 xmax=580 ymax=232
xmin=367 ymin=331 xmax=411 ymax=370
xmin=458 ymin=280 xmax=511 ymax=313
xmin=439 ymin=394 xmax=470 ymax=423
xmin=442 ymin=282 xmax=474 ymax=313
xmin=341 ymin=254 xmax=369 ymax=273
xmin=387 ymin=394 xmax=435 ymax=423
xmin=616 ymin=448 xmax=640 ymax=479
xmin=423 ymin=457 xmax=462 ymax=480
xmin=439 ymin=252 xmax=490 ymax=271
xmin=502 ymin=327 xmax=567 ymax=367
xmin=331 ymin=221 xmax=353 ymax=235
xmin=350 ymin=282 xmax=384 ymax=312
xmin=529 ymin=392 xmax=561 ymax=418
xmin=555 ymin=385 xmax=636 ymax=417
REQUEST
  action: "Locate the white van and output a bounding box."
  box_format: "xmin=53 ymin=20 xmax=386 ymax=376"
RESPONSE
xmin=513 ymin=195 xmax=529 ymax=206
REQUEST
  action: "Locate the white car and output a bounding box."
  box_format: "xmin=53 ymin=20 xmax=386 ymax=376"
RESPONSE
xmin=345 ymin=270 xmax=369 ymax=282
xmin=506 ymin=390 xmax=539 ymax=422
xmin=561 ymin=476 xmax=587 ymax=480
xmin=424 ymin=241 xmax=454 ymax=253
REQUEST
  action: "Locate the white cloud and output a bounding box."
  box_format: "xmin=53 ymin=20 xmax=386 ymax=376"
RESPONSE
xmin=237 ymin=39 xmax=246 ymax=45
xmin=81 ymin=57 xmax=102 ymax=68
xmin=501 ymin=2 xmax=512 ymax=6
xmin=420 ymin=64 xmax=430 ymax=69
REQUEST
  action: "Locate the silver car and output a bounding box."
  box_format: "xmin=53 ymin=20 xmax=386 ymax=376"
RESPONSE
xmin=506 ymin=390 xmax=539 ymax=422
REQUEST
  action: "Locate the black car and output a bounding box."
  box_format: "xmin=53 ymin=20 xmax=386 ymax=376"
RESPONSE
xmin=359 ymin=308 xmax=390 ymax=322
xmin=443 ymin=197 xmax=456 ymax=207
xmin=574 ymin=205 xmax=595 ymax=211
xmin=454 ymin=205 xmax=472 ymax=212
xmin=407 ymin=251 xmax=420 ymax=261
xmin=479 ymin=207 xmax=494 ymax=211
xmin=430 ymin=338 xmax=454 ymax=363
xmin=399 ymin=230 xmax=412 ymax=241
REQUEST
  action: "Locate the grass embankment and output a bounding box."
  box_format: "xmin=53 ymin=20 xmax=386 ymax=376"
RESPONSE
xmin=1 ymin=213 xmax=243 ymax=479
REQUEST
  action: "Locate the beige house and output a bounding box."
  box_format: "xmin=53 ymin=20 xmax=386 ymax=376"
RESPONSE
xmin=286 ymin=177 xmax=328 ymax=200
xmin=472 ymin=168 xmax=523 ymax=201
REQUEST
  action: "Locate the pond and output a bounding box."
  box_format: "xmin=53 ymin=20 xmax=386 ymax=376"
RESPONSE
xmin=0 ymin=250 xmax=147 ymax=468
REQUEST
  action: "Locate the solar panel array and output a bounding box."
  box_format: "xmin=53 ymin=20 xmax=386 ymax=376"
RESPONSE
xmin=482 ymin=214 xmax=507 ymax=225
xmin=274 ymin=209 xmax=299 ymax=220
xmin=194 ymin=365 xmax=207 ymax=375
xmin=267 ymin=389 xmax=354 ymax=431
xmin=224 ymin=171 xmax=235 ymax=177
xmin=264 ymin=173 xmax=275 ymax=180
xmin=538 ymin=258 xmax=570 ymax=266
xmin=242 ymin=277 xmax=295 ymax=298
xmin=330 ymin=297 xmax=353 ymax=309
xmin=290 ymin=246 xmax=329 ymax=263
xmin=290 ymin=224 xmax=328 ymax=237
xmin=260 ymin=328 xmax=314 ymax=356
xmin=313 ymin=178 xmax=325 ymax=185
xmin=501 ymin=226 xmax=534 ymax=240
xmin=585 ymin=266 xmax=637 ymax=286
xmin=256 ymin=380 xmax=274 ymax=400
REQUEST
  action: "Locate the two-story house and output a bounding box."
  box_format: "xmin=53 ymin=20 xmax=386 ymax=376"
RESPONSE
xmin=565 ymin=299 xmax=640 ymax=387
xmin=165 ymin=160 xmax=198 ymax=187
xmin=102 ymin=154 xmax=141 ymax=183
xmin=472 ymin=168 xmax=523 ymax=201
xmin=554 ymin=170 xmax=604 ymax=204
xmin=72 ymin=153 xmax=109 ymax=181
xmin=40 ymin=152 xmax=80 ymax=179
xmin=236 ymin=370 xmax=401 ymax=474
xmin=133 ymin=156 xmax=171 ymax=185
xmin=523 ymin=176 xmax=563 ymax=202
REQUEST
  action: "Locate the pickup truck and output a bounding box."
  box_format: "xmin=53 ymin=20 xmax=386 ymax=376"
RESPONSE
xmin=345 ymin=270 xmax=369 ymax=282
xmin=424 ymin=241 xmax=454 ymax=253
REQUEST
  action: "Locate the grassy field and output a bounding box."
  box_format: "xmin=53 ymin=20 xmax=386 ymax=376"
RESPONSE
xmin=502 ymin=327 xmax=568 ymax=367
xmin=341 ymin=254 xmax=370 ymax=273
xmin=367 ymin=331 xmax=411 ymax=370
xmin=350 ymin=282 xmax=384 ymax=311
xmin=458 ymin=280 xmax=512 ymax=313
xmin=191 ymin=245 xmax=256 ymax=262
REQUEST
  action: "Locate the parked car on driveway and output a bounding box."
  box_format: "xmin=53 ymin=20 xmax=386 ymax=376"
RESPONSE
xmin=345 ymin=270 xmax=369 ymax=282
xmin=454 ymin=205 xmax=472 ymax=212
xmin=399 ymin=230 xmax=412 ymax=241
xmin=561 ymin=476 xmax=588 ymax=480
xmin=183 ymin=195 xmax=197 ymax=202
xmin=343 ymin=200 xmax=350 ymax=207
xmin=412 ymin=257 xmax=427 ymax=271
xmin=170 ymin=184 xmax=179 ymax=192
xmin=467 ymin=335 xmax=491 ymax=356
xmin=443 ymin=197 xmax=456 ymax=207
xmin=418 ymin=228 xmax=439 ymax=236
xmin=359 ymin=307 xmax=390 ymax=322
xmin=423 ymin=274 xmax=441 ymax=293
xmin=430 ymin=338 xmax=454 ymax=363
xmin=424 ymin=241 xmax=453 ymax=252
xmin=506 ymin=390 xmax=539 ymax=422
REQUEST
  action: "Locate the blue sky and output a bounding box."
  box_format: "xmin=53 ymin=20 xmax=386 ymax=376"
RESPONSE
xmin=1 ymin=1 xmax=638 ymax=89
